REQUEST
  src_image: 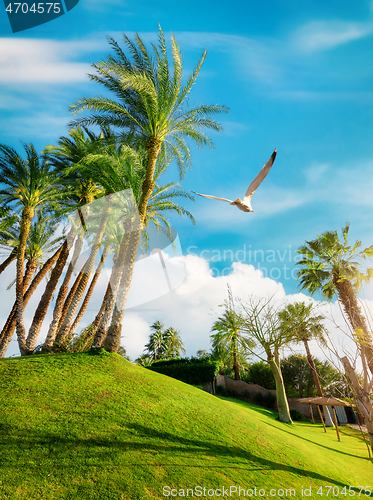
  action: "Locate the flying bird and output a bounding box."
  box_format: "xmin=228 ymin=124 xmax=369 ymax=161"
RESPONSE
xmin=192 ymin=148 xmax=277 ymax=213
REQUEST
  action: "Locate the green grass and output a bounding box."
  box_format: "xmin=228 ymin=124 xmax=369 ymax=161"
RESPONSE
xmin=0 ymin=350 xmax=371 ymax=499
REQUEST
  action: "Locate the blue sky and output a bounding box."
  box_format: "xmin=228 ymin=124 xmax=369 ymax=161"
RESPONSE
xmin=2 ymin=1 xmax=373 ymax=357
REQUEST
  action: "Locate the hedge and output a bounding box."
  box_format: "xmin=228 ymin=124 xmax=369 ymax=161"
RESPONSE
xmin=147 ymin=357 xmax=219 ymax=385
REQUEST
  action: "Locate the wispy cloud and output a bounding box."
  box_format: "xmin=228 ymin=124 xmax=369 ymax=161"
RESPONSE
xmin=0 ymin=38 xmax=103 ymax=85
xmin=292 ymin=20 xmax=373 ymax=53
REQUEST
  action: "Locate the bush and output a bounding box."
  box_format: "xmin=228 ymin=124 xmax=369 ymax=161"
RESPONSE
xmin=148 ymin=357 xmax=220 ymax=386
xmin=254 ymin=392 xmax=264 ymax=406
xmin=217 ymin=385 xmax=226 ymax=396
xmin=264 ymin=392 xmax=276 ymax=409
xmin=290 ymin=409 xmax=306 ymax=421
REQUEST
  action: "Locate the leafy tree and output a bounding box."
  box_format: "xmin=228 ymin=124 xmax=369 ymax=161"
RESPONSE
xmin=243 ymin=361 xmax=275 ymax=390
xmin=241 ymin=296 xmax=293 ymax=423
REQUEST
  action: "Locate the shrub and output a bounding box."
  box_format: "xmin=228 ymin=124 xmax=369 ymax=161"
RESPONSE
xmin=254 ymin=392 xmax=264 ymax=406
xmin=148 ymin=357 xmax=220 ymax=386
xmin=217 ymin=385 xmax=226 ymax=396
xmin=290 ymin=409 xmax=306 ymax=421
xmin=264 ymin=392 xmax=276 ymax=409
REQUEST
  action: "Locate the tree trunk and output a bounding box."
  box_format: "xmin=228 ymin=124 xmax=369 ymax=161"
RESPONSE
xmin=58 ymin=269 xmax=84 ymax=329
xmin=267 ymin=354 xmax=293 ymax=423
xmin=0 ymin=250 xmax=16 ymax=275
xmin=333 ymin=271 xmax=373 ymax=376
xmin=16 ymin=206 xmax=34 ymax=356
xmin=138 ymin=137 xmax=162 ymax=221
xmin=43 ymin=232 xmax=84 ymax=350
xmin=56 ymin=201 xmax=112 ymax=344
xmin=93 ymin=233 xmax=131 ymax=348
xmin=104 ymin=228 xmax=141 ymax=352
xmin=341 ymin=356 xmax=373 ymax=453
xmin=25 ymin=228 xmax=76 ymax=353
xmin=304 ymin=340 xmax=334 ymax=427
xmin=0 ymin=246 xmax=62 ymax=357
xmin=68 ymin=245 xmax=110 ymax=339
xmin=232 ymin=335 xmax=240 ymax=380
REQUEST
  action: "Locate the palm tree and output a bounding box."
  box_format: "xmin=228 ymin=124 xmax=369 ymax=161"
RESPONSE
xmin=70 ymin=26 xmax=227 ymax=221
xmin=69 ymin=27 xmax=227 ymax=352
xmin=211 ymin=287 xmax=252 ymax=380
xmin=0 ymin=143 xmax=64 ymax=355
xmin=144 ymin=321 xmax=166 ymax=361
xmin=39 ymin=127 xmax=105 ymax=351
xmin=163 ymin=328 xmax=185 ymax=358
xmin=279 ymin=301 xmax=334 ymax=427
xmin=296 ymin=224 xmax=373 ymax=375
xmin=211 ymin=310 xmax=249 ymax=381
xmin=0 ymin=215 xmax=63 ymax=356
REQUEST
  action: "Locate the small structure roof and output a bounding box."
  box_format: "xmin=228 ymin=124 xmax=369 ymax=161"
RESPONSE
xmin=296 ymin=396 xmax=352 ymax=407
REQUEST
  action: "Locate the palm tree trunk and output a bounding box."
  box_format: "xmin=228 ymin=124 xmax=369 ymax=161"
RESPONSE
xmin=93 ymin=232 xmax=131 ymax=348
xmin=232 ymin=335 xmax=240 ymax=380
xmin=56 ymin=201 xmax=112 ymax=344
xmin=16 ymin=206 xmax=34 ymax=355
xmin=267 ymin=353 xmax=293 ymax=423
xmin=0 ymin=249 xmax=16 ymax=275
xmin=25 ymin=228 xmax=77 ymax=353
xmin=304 ymin=340 xmax=334 ymax=427
xmin=68 ymin=245 xmax=110 ymax=339
xmin=333 ymin=271 xmax=373 ymax=376
xmin=0 ymin=246 xmax=62 ymax=357
xmin=102 ymin=138 xmax=161 ymax=353
xmin=104 ymin=228 xmax=141 ymax=352
xmin=138 ymin=137 xmax=162 ymax=221
xmin=43 ymin=232 xmax=84 ymax=350
xmin=58 ymin=269 xmax=84 ymax=329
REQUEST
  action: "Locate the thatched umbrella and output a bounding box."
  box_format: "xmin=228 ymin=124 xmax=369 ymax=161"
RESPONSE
xmin=297 ymin=396 xmax=353 ymax=441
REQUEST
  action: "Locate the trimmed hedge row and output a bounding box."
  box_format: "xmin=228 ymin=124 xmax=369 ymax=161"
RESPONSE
xmin=147 ymin=357 xmax=219 ymax=385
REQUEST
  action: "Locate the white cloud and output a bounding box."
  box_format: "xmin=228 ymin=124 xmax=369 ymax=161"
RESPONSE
xmin=0 ymin=38 xmax=104 ymax=85
xmin=3 ymin=252 xmax=369 ymax=370
xmin=292 ymin=20 xmax=373 ymax=53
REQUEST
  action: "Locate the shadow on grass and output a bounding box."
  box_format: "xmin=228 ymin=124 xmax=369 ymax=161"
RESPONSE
xmin=0 ymin=422 xmax=366 ymax=493
xmin=219 ymin=396 xmax=370 ymax=459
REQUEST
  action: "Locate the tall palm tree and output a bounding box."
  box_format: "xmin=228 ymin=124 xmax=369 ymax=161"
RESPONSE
xmin=0 ymin=143 xmax=64 ymax=355
xmin=279 ymin=301 xmax=334 ymax=427
xmin=69 ymin=27 xmax=227 ymax=352
xmin=70 ymin=26 xmax=227 ymax=221
xmin=296 ymin=224 xmax=373 ymax=375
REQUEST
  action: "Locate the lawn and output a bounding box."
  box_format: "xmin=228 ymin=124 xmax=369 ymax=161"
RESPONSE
xmin=0 ymin=350 xmax=371 ymax=499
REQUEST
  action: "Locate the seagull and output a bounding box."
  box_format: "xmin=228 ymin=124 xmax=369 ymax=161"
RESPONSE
xmin=192 ymin=148 xmax=277 ymax=213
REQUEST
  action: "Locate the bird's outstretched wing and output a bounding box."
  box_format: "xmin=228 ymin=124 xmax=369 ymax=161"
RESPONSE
xmin=243 ymin=148 xmax=277 ymax=202
xmin=192 ymin=191 xmax=233 ymax=203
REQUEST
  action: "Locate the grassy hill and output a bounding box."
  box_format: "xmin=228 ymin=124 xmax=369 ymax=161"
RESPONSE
xmin=0 ymin=350 xmax=371 ymax=499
